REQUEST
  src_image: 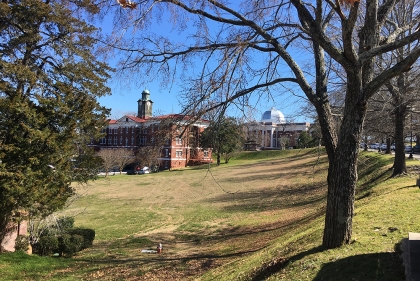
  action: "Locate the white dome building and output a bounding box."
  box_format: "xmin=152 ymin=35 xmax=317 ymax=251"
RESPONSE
xmin=244 ymin=107 xmax=311 ymax=150
xmin=261 ymin=107 xmax=286 ymax=124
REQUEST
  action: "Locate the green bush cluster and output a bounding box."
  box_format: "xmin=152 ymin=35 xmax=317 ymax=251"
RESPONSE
xmin=37 ymin=228 xmax=95 ymax=257
xmin=38 ymin=236 xmax=59 ymax=256
xmin=58 ymin=234 xmax=84 ymax=256
xmin=34 ymin=216 xmax=95 ymax=257
xmin=66 ymin=228 xmax=95 ymax=249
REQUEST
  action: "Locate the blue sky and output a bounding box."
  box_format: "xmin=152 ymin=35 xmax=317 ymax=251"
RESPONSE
xmin=98 ymin=80 xmax=310 ymax=122
xmin=96 ymin=6 xmax=312 ymax=123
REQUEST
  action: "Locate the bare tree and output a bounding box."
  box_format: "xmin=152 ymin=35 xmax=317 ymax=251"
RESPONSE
xmin=136 ymin=117 xmax=174 ymax=170
xmin=136 ymin=145 xmax=162 ymax=169
xmin=114 ymin=148 xmax=134 ymax=174
xmin=97 ymin=149 xmax=116 ymax=177
xmin=103 ymin=0 xmax=420 ymax=248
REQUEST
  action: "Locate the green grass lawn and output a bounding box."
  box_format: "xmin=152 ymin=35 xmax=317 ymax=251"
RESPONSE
xmin=1 ymin=148 xmax=419 ymax=280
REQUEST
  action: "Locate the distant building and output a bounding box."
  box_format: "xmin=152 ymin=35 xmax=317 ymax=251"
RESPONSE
xmin=243 ymin=107 xmax=311 ymax=150
xmin=90 ymin=90 xmax=212 ymax=170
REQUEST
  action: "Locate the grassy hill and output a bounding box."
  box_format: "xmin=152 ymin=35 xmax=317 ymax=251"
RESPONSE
xmin=1 ymin=148 xmax=419 ymax=280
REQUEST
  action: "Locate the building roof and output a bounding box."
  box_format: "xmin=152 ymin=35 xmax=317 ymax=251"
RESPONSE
xmin=125 ymin=115 xmax=147 ymax=123
xmin=108 ymin=114 xmax=210 ymax=125
xmin=261 ymin=107 xmax=286 ymax=124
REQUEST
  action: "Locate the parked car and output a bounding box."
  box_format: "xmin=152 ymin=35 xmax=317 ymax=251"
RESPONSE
xmin=405 ymin=145 xmax=413 ymax=153
xmin=391 ymin=143 xmax=395 ymax=151
xmin=413 ymin=145 xmax=420 ymax=154
xmin=138 ymin=167 xmax=150 ymax=174
xmin=379 ymin=143 xmax=387 ymax=151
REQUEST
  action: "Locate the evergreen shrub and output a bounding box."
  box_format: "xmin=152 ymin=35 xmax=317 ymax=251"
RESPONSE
xmin=58 ymin=234 xmax=83 ymax=256
xmin=67 ymin=228 xmax=95 ymax=249
xmin=38 ymin=236 xmax=59 ymax=256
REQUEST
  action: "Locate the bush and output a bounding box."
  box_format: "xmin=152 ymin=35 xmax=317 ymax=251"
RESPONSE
xmin=66 ymin=228 xmax=95 ymax=249
xmin=14 ymin=235 xmax=29 ymax=252
xmin=58 ymin=234 xmax=84 ymax=257
xmin=71 ymin=234 xmax=84 ymax=252
xmin=38 ymin=236 xmax=59 ymax=256
xmin=57 ymin=217 xmax=74 ymax=229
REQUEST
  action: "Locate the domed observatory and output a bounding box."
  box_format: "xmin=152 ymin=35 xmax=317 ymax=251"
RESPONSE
xmin=243 ymin=107 xmax=310 ymax=150
xmin=261 ymin=107 xmax=286 ymax=124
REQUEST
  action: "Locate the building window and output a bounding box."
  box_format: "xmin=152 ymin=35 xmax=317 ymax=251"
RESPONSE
xmin=131 ymin=136 xmax=134 ymax=145
xmin=125 ymin=137 xmax=128 ymax=146
xmin=132 ymin=126 xmax=135 ymax=134
xmin=108 ymin=138 xmax=112 ymax=144
xmin=126 ymin=127 xmax=129 ymax=133
xmin=176 ymin=150 xmax=182 ymax=157
xmin=165 ymin=149 xmax=169 ymax=157
xmin=120 ymin=136 xmax=123 ymax=145
xmin=141 ymin=136 xmax=147 ymax=145
xmin=114 ymin=136 xmax=117 ymax=145
xmin=204 ymin=150 xmax=208 ymax=157
xmin=176 ymin=137 xmax=182 ymax=145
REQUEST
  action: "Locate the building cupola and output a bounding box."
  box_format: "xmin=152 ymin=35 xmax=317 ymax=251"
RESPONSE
xmin=137 ymin=89 xmax=153 ymax=119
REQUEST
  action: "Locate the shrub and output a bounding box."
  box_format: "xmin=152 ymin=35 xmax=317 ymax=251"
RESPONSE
xmin=66 ymin=228 xmax=95 ymax=249
xmin=58 ymin=234 xmax=71 ymax=256
xmin=57 ymin=217 xmax=75 ymax=229
xmin=38 ymin=236 xmax=59 ymax=256
xmin=14 ymin=235 xmax=29 ymax=252
xmin=71 ymin=234 xmax=84 ymax=253
xmin=58 ymin=234 xmax=84 ymax=257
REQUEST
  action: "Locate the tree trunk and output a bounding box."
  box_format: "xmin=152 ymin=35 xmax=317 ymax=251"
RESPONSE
xmin=322 ymin=77 xmax=366 ymax=248
xmin=323 ymin=146 xmax=358 ymax=247
xmin=385 ymin=138 xmax=391 ymax=154
xmin=393 ymin=106 xmax=407 ymax=175
xmin=0 ymin=213 xmax=12 ymax=253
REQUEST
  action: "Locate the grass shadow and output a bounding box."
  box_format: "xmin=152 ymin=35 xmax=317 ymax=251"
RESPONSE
xmin=251 ymin=246 xmax=324 ymax=281
xmin=312 ymin=251 xmax=405 ymax=281
xmin=251 ymin=242 xmax=404 ymax=281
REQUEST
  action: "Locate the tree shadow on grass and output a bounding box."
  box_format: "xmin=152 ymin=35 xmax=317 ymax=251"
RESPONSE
xmin=251 ymin=246 xmax=324 ymax=281
xmin=250 ymin=245 xmax=404 ymax=281
xmin=312 ymin=251 xmax=405 ymax=281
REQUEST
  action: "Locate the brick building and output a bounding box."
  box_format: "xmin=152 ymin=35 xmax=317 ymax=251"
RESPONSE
xmin=90 ymin=89 xmax=212 ymax=170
